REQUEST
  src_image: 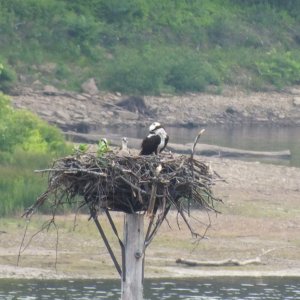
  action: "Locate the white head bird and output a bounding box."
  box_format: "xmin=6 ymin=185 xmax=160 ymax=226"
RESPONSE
xmin=140 ymin=122 xmax=169 ymax=155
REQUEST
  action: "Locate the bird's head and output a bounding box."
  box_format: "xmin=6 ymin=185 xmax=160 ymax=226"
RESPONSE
xmin=149 ymin=122 xmax=162 ymax=133
xmin=122 ymin=137 xmax=128 ymax=144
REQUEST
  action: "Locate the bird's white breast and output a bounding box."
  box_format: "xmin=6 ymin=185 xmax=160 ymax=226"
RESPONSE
xmin=154 ymin=128 xmax=167 ymax=152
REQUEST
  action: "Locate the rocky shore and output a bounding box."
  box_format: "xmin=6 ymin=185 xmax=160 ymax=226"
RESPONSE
xmin=11 ymin=85 xmax=300 ymax=133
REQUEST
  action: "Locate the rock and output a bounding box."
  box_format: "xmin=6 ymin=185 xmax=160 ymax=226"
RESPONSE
xmin=288 ymin=87 xmax=300 ymax=95
xmin=55 ymin=110 xmax=70 ymax=120
xmin=43 ymin=85 xmax=59 ymax=95
xmin=54 ymin=119 xmax=67 ymax=126
xmin=116 ymin=110 xmax=139 ymax=120
xmin=39 ymin=110 xmax=54 ymax=117
xmin=82 ymin=93 xmax=91 ymax=98
xmin=75 ymin=94 xmax=89 ymax=101
xmin=81 ymin=78 xmax=99 ymax=95
xmin=39 ymin=63 xmax=57 ymax=74
xmin=32 ymin=80 xmax=43 ymax=88
xmin=73 ymin=114 xmax=85 ymax=120
xmin=116 ymin=96 xmax=148 ymax=114
xmin=293 ymin=97 xmax=300 ymax=107
xmin=165 ymin=115 xmax=177 ymax=122
xmin=225 ymin=106 xmax=239 ymax=114
xmin=18 ymin=74 xmax=27 ymax=83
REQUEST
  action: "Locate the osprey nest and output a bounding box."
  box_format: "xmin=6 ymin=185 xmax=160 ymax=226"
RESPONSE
xmin=25 ymin=148 xmax=221 ymax=228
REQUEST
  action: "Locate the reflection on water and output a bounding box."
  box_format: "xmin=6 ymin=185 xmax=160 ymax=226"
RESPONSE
xmin=94 ymin=125 xmax=300 ymax=167
xmin=0 ymin=277 xmax=299 ymax=300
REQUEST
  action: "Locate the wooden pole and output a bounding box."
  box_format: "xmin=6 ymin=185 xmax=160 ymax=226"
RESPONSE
xmin=121 ymin=213 xmax=144 ymax=300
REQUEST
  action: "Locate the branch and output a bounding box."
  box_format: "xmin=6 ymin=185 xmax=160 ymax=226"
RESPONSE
xmin=191 ymin=129 xmax=205 ymax=161
xmin=35 ymin=168 xmax=107 ymax=177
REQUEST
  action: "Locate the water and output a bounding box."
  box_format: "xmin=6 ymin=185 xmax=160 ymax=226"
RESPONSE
xmin=95 ymin=125 xmax=300 ymax=167
xmin=0 ymin=277 xmax=299 ymax=299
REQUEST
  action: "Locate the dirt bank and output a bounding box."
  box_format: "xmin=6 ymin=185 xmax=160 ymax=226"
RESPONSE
xmin=11 ymin=85 xmax=300 ymax=132
xmin=0 ymin=156 xmax=299 ymax=279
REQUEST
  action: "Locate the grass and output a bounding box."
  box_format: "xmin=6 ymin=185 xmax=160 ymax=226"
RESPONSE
xmin=222 ymin=200 xmax=300 ymax=220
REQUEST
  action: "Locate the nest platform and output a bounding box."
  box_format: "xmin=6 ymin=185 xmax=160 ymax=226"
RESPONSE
xmin=25 ymin=150 xmax=220 ymax=220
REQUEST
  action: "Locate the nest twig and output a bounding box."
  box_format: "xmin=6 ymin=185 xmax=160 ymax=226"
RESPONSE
xmin=24 ymin=151 xmax=220 ymax=216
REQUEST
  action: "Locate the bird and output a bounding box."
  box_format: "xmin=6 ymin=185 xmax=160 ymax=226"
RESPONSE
xmin=140 ymin=122 xmax=169 ymax=155
xmin=117 ymin=137 xmax=130 ymax=155
xmin=121 ymin=137 xmax=128 ymax=151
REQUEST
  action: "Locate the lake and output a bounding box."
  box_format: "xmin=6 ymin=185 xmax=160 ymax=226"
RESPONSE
xmin=0 ymin=277 xmax=299 ymax=299
xmin=94 ymin=125 xmax=300 ymax=167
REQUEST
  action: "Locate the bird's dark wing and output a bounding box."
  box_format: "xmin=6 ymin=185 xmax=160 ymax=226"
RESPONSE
xmin=140 ymin=135 xmax=161 ymax=155
xmin=160 ymin=135 xmax=169 ymax=153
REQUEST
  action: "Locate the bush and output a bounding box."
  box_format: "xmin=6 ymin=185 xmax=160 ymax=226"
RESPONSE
xmin=0 ymin=93 xmax=70 ymax=216
xmin=255 ymin=50 xmax=300 ymax=88
xmin=0 ymin=163 xmax=47 ymax=216
xmin=102 ymin=45 xmax=222 ymax=94
xmin=0 ymin=63 xmax=16 ymax=93
xmin=0 ymin=94 xmax=67 ymax=154
xmin=102 ymin=47 xmax=169 ymax=94
xmin=165 ymin=50 xmax=220 ymax=92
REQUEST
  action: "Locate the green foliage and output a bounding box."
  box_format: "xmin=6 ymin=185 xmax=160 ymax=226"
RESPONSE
xmin=0 ymin=0 xmax=300 ymax=93
xmin=0 ymin=93 xmax=70 ymax=216
xmin=0 ymin=94 xmax=66 ymax=154
xmin=0 ymin=62 xmax=16 ymax=93
xmin=102 ymin=46 xmax=221 ymax=94
xmin=165 ymin=49 xmax=220 ymax=92
xmin=102 ymin=47 xmax=169 ymax=94
xmin=72 ymin=143 xmax=89 ymax=156
xmin=255 ymin=50 xmax=300 ymax=88
xmin=97 ymin=138 xmax=110 ymax=156
xmin=0 ymin=163 xmax=47 ymax=216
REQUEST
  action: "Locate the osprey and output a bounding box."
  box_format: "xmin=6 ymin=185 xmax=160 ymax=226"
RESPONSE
xmin=121 ymin=137 xmax=128 ymax=152
xmin=140 ymin=122 xmax=169 ymax=155
xmin=117 ymin=136 xmax=130 ymax=155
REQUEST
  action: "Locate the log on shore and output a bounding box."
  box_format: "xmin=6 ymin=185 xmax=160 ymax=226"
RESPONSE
xmin=176 ymin=257 xmax=263 ymax=267
xmin=167 ymin=143 xmax=291 ymax=159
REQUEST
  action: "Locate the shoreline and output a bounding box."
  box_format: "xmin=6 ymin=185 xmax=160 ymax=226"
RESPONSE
xmin=1 ymin=266 xmax=300 ymax=280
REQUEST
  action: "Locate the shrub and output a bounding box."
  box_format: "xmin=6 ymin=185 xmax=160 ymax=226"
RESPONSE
xmin=0 ymin=93 xmax=70 ymax=216
xmin=165 ymin=51 xmax=220 ymax=92
xmin=0 ymin=94 xmax=67 ymax=154
xmin=0 ymin=63 xmax=16 ymax=93
xmin=102 ymin=47 xmax=169 ymax=94
xmin=255 ymin=50 xmax=300 ymax=88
